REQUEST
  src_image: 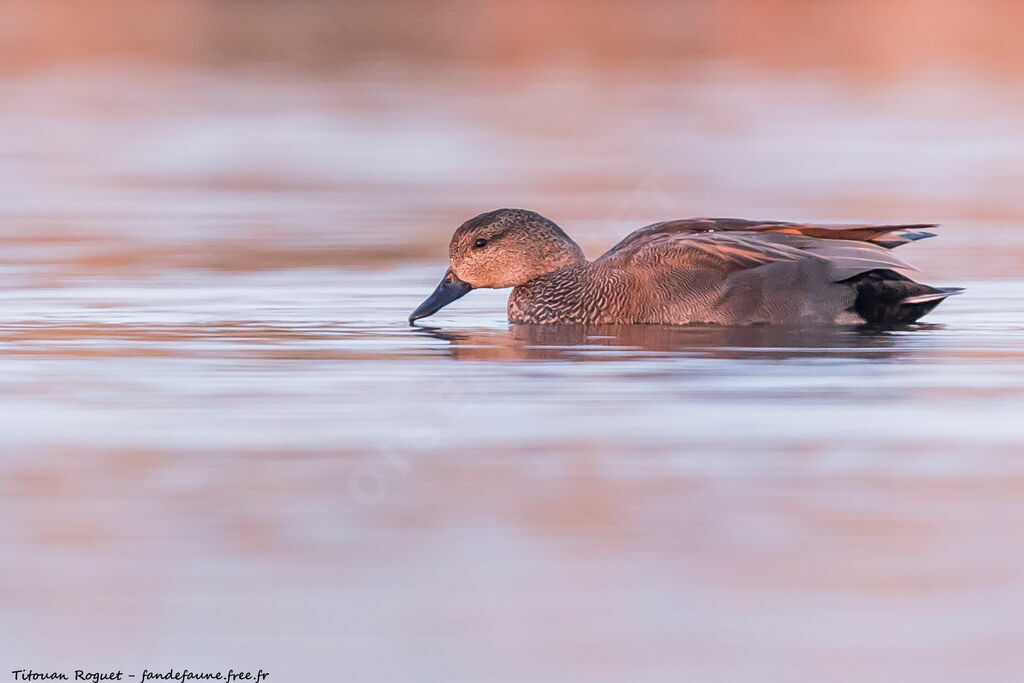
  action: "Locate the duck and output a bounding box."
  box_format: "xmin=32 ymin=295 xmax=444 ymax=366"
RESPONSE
xmin=409 ymin=208 xmax=962 ymax=326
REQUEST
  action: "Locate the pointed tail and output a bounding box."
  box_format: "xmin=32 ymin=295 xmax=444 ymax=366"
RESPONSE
xmin=844 ymin=269 xmax=963 ymax=325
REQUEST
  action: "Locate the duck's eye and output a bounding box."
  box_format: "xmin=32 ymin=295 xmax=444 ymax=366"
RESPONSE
xmin=473 ymin=238 xmax=488 ymax=249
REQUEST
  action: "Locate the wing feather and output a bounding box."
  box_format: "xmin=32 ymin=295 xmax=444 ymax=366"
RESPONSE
xmin=600 ymin=217 xmax=939 ymax=259
xmin=600 ymin=228 xmax=919 ymax=283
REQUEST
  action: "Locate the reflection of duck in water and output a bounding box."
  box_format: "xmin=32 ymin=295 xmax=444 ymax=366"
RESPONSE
xmin=410 ymin=209 xmax=961 ymax=326
xmin=413 ymin=322 xmax=908 ymax=362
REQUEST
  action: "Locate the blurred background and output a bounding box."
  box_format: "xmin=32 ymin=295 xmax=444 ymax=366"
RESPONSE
xmin=4 ymin=0 xmax=1024 ymax=277
xmin=2 ymin=1 xmax=1024 ymax=681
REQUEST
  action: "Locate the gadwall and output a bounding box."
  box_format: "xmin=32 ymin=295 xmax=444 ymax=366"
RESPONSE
xmin=409 ymin=208 xmax=962 ymax=326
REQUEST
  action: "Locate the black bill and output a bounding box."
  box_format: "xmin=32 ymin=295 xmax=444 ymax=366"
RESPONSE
xmin=408 ymin=269 xmax=473 ymax=323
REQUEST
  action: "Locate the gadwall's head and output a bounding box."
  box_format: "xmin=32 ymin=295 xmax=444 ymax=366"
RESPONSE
xmin=409 ymin=208 xmax=585 ymax=323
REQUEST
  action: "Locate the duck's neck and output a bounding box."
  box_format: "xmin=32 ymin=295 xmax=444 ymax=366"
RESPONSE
xmin=514 ymin=261 xmax=589 ymax=295
xmin=551 ymin=236 xmax=587 ymax=269
xmin=507 ymin=262 xmax=590 ymax=324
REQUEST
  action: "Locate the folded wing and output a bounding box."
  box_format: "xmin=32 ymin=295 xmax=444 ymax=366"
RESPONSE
xmin=598 ymin=219 xmax=923 ymax=282
xmin=600 ymin=217 xmax=937 ymax=258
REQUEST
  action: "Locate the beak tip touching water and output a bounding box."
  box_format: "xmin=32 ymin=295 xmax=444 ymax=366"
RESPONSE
xmin=408 ymin=309 xmax=430 ymax=325
xmin=409 ymin=269 xmax=473 ymax=324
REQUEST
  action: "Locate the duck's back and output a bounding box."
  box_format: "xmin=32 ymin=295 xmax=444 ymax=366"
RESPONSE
xmin=508 ymin=218 xmax=960 ymax=325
